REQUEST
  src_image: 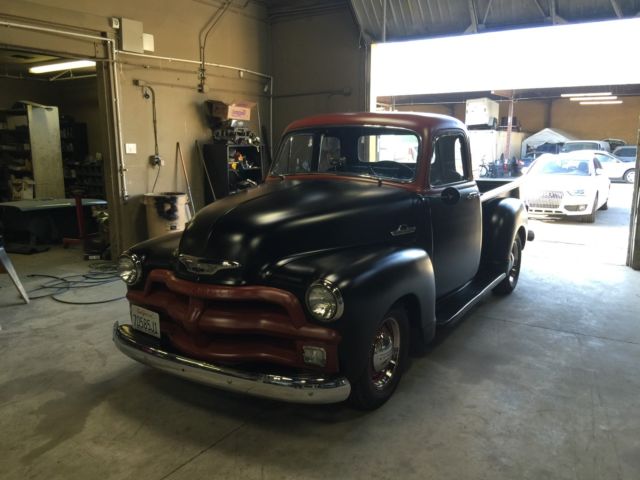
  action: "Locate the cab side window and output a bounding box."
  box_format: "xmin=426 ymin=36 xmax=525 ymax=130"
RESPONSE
xmin=430 ymin=134 xmax=468 ymax=187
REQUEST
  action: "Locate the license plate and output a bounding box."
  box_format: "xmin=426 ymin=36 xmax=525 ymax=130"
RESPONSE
xmin=130 ymin=305 xmax=161 ymax=338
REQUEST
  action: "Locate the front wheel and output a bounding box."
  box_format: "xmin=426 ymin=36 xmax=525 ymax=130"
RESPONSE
xmin=580 ymin=194 xmax=598 ymax=223
xmin=493 ymin=237 xmax=522 ymax=295
xmin=624 ymin=169 xmax=635 ymax=184
xmin=349 ymin=306 xmax=409 ymax=410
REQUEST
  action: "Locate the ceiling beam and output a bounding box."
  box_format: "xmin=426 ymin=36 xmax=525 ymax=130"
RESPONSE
xmin=549 ymin=0 xmax=567 ymax=24
xmin=531 ymin=0 xmax=547 ymax=18
xmin=609 ymin=0 xmax=623 ymax=18
xmin=482 ymin=0 xmax=494 ymax=25
xmin=465 ymin=0 xmax=479 ymax=33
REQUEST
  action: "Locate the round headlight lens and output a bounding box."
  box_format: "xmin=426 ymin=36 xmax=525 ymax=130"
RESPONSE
xmin=117 ymin=253 xmax=142 ymax=285
xmin=305 ymin=281 xmax=344 ymax=322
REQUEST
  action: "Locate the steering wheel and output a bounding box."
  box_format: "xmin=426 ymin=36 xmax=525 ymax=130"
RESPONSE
xmin=371 ymin=161 xmax=415 ymax=178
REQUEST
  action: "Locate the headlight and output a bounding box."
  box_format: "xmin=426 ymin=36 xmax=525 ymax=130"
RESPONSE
xmin=305 ymin=280 xmax=344 ymax=322
xmin=117 ymin=253 xmax=142 ymax=285
xmin=566 ymin=189 xmax=586 ymax=196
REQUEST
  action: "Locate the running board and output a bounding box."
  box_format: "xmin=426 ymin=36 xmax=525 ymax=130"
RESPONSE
xmin=435 ymin=272 xmax=506 ymax=325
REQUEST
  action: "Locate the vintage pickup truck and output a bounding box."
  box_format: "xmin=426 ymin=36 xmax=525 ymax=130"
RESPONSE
xmin=114 ymin=112 xmax=533 ymax=409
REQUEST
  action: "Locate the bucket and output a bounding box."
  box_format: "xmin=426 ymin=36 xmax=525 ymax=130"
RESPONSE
xmin=143 ymin=192 xmax=189 ymax=238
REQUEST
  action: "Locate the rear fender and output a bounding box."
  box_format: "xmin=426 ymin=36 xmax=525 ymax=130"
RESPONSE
xmin=481 ymin=197 xmax=528 ymax=272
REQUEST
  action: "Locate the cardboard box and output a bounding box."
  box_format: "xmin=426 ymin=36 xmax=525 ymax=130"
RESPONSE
xmin=207 ymin=100 xmax=255 ymax=121
xmin=10 ymin=176 xmax=35 ymax=200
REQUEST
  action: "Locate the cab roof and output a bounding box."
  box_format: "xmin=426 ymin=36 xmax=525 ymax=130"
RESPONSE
xmin=284 ymin=111 xmax=466 ymax=136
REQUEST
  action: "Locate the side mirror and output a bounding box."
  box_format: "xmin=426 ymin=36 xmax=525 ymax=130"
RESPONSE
xmin=595 ymin=168 xmax=604 ymax=175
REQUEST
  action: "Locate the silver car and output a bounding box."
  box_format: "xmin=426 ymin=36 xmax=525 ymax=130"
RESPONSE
xmin=613 ymin=145 xmax=637 ymax=163
xmin=561 ymin=140 xmax=611 ymax=153
xmin=591 ymin=150 xmax=636 ymax=184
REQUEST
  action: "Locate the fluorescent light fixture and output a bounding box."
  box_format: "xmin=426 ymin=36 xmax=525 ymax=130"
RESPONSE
xmin=29 ymin=60 xmax=96 ymax=74
xmin=579 ymin=100 xmax=623 ymax=105
xmin=570 ymin=96 xmax=617 ymax=101
xmin=561 ymin=92 xmax=611 ymax=97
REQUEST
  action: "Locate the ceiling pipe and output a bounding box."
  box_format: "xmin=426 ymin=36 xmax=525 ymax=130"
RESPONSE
xmin=198 ymin=0 xmax=232 ymax=93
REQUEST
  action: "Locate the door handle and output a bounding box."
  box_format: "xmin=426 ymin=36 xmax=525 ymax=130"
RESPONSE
xmin=390 ymin=224 xmax=416 ymax=237
xmin=465 ymin=191 xmax=480 ymax=200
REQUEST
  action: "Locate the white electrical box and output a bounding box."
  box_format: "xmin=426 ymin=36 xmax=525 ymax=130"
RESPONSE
xmin=465 ymin=98 xmax=500 ymax=129
xmin=120 ymin=18 xmax=144 ymax=53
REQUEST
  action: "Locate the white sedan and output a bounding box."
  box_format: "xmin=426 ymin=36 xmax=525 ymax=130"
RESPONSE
xmin=522 ymin=152 xmax=610 ymax=223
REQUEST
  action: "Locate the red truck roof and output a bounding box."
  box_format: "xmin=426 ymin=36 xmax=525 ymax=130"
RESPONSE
xmin=284 ymin=111 xmax=466 ymax=135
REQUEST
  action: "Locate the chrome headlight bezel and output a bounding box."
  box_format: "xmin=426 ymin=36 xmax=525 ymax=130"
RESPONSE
xmin=305 ymin=279 xmax=344 ymax=322
xmin=117 ymin=252 xmax=143 ymax=286
xmin=566 ymin=188 xmax=586 ymax=196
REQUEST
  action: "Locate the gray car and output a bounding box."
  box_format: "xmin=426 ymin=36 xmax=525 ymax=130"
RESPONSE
xmin=613 ymin=146 xmax=637 ymax=163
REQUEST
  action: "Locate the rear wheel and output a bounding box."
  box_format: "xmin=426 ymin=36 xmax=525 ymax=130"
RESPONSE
xmin=493 ymin=237 xmax=522 ymax=295
xmin=350 ymin=306 xmax=409 ymax=410
xmin=624 ymin=169 xmax=635 ymax=184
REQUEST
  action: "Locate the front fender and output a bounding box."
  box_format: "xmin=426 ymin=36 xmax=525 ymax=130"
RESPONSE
xmin=269 ymin=246 xmax=436 ymax=381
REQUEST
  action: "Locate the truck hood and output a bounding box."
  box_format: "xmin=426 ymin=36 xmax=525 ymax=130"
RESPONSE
xmin=177 ymin=178 xmax=420 ymax=283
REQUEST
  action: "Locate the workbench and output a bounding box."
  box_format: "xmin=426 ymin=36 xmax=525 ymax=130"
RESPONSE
xmin=0 ymin=198 xmax=107 ymax=252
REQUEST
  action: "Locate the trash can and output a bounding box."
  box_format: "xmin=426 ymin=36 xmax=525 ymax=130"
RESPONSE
xmin=143 ymin=192 xmax=189 ymax=238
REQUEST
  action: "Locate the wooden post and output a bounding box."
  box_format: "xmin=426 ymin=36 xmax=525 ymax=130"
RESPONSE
xmin=627 ymin=117 xmax=640 ymax=269
xmin=504 ymin=94 xmax=515 ymax=161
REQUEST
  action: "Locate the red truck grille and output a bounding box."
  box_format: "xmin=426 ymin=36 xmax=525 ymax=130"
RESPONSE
xmin=126 ymin=269 xmax=340 ymax=373
xmin=528 ymin=190 xmax=563 ymax=209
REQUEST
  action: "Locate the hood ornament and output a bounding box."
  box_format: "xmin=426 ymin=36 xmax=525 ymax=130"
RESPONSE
xmin=178 ymin=254 xmax=241 ymax=275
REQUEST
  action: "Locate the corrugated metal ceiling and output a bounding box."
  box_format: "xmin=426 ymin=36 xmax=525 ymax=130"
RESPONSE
xmin=349 ymin=0 xmax=640 ymax=41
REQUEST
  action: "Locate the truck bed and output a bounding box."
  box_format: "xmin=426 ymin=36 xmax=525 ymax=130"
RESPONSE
xmin=476 ymin=177 xmax=522 ymax=203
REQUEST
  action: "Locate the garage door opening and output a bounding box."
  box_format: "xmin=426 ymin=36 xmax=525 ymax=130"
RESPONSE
xmin=0 ymin=46 xmax=111 ymax=256
xmin=369 ymin=18 xmax=640 ymax=268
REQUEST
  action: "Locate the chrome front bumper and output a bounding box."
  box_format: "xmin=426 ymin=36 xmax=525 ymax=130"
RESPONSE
xmin=112 ymin=322 xmax=351 ymax=404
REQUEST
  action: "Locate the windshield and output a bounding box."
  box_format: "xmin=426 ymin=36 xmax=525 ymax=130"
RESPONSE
xmin=270 ymin=126 xmax=420 ymax=182
xmin=528 ymin=154 xmax=593 ymax=176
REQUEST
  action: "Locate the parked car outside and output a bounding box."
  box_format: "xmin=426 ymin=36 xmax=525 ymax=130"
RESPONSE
xmin=603 ymin=138 xmax=626 ymax=151
xmin=590 ymin=150 xmax=636 ymax=184
xmin=613 ymin=145 xmax=637 ymax=163
xmin=520 ymin=151 xmax=547 ymax=173
xmin=523 ymin=152 xmax=610 ymax=223
xmin=560 ymin=140 xmax=611 ymax=153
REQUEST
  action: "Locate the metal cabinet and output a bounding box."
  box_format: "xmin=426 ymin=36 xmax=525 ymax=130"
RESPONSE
xmin=202 ymin=143 xmax=264 ymax=204
xmin=0 ymin=102 xmax=64 ymax=199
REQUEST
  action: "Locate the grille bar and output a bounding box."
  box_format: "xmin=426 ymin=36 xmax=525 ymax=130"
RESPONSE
xmin=528 ymin=190 xmax=563 ymax=209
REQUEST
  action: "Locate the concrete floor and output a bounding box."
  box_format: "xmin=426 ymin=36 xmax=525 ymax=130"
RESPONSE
xmin=1 ymin=183 xmax=639 ymax=480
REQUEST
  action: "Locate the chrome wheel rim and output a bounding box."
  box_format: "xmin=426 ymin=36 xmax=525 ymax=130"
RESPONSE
xmin=627 ymin=171 xmax=635 ymax=184
xmin=507 ymin=241 xmax=520 ymax=287
xmin=371 ymin=316 xmax=401 ymax=390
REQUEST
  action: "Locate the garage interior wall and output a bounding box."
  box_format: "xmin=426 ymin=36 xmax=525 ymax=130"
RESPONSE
xmin=0 ymin=0 xmax=270 ymax=252
xmin=270 ymin=3 xmax=366 ymax=139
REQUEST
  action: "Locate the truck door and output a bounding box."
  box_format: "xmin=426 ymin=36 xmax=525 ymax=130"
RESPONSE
xmin=425 ymin=131 xmax=482 ymax=297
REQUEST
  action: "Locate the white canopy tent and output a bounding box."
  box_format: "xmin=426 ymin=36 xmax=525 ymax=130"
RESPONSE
xmin=520 ymin=128 xmax=576 ymax=157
